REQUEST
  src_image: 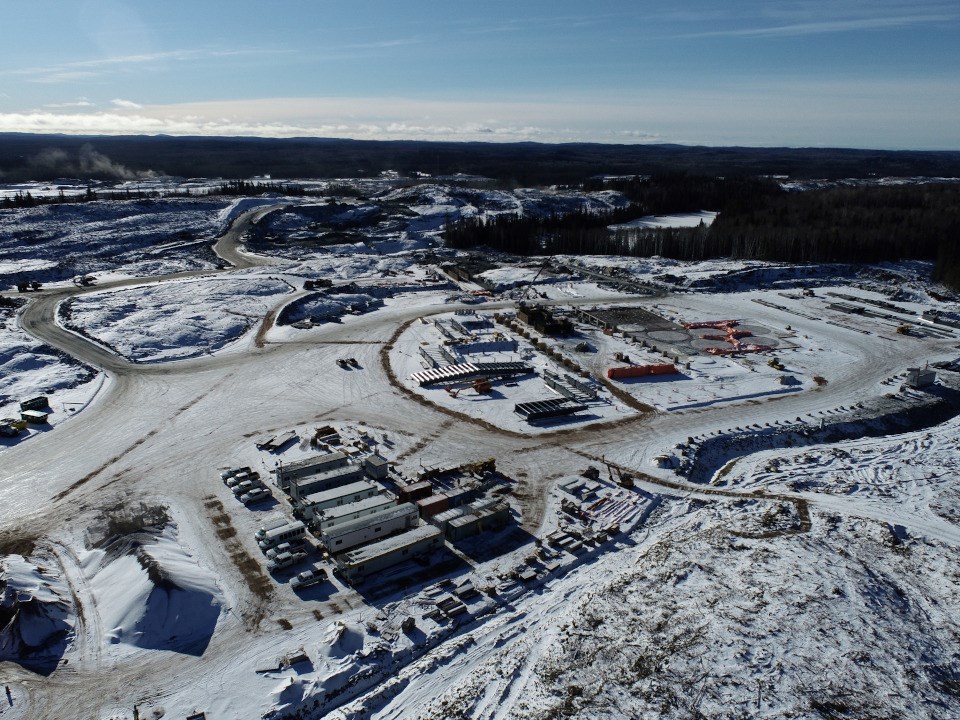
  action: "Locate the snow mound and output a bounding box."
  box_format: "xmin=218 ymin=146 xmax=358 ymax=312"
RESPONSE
xmin=319 ymin=620 xmax=365 ymax=660
xmin=0 ymin=555 xmax=72 ymax=674
xmin=87 ymin=525 xmax=222 ymax=655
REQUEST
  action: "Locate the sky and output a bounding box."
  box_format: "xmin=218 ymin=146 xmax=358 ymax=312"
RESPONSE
xmin=1 ymin=0 xmax=958 ymax=149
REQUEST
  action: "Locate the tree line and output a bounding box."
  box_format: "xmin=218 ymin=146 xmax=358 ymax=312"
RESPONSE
xmin=445 ymin=176 xmax=960 ymax=288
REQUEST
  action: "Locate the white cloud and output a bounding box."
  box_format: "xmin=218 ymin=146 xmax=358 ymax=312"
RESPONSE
xmin=0 ymin=84 xmax=956 ymax=149
xmin=43 ymin=99 xmax=95 ymax=109
xmin=111 ymin=98 xmax=143 ymax=110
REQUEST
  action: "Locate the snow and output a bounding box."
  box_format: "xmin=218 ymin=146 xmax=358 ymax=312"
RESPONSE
xmin=0 ymin=197 xmax=228 ymax=287
xmin=62 ymin=275 xmax=295 ymax=362
xmin=0 ymin=304 xmax=100 ymax=419
xmin=1 ymin=181 xmax=959 ymax=719
xmin=609 ymin=209 xmax=718 ymax=229
xmin=83 ymin=523 xmax=222 ymax=655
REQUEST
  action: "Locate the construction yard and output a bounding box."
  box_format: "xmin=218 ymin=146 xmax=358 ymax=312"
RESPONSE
xmin=1 ymin=192 xmax=959 ymax=720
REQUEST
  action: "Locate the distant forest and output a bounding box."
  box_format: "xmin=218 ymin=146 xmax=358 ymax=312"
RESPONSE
xmin=445 ymin=175 xmax=960 ymax=289
xmin=3 ymin=133 xmax=960 ymax=184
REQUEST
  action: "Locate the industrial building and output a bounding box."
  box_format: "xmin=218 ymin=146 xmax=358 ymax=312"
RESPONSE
xmin=334 ymin=525 xmax=444 ymax=584
xmin=516 ymin=303 xmax=573 ymax=336
xmin=409 ymin=361 xmax=531 ymax=387
xmin=312 ymin=494 xmax=397 ymax=531
xmin=288 ymin=464 xmax=364 ymax=503
xmin=447 ymin=502 xmax=510 ymax=542
xmin=430 ymin=497 xmax=510 ymax=540
xmin=320 ymin=503 xmax=419 ymax=553
xmin=274 ymin=451 xmax=349 ymax=491
xmin=298 ymin=480 xmax=382 ymax=523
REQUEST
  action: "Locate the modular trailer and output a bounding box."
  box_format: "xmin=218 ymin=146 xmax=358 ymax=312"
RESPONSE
xmin=312 ymin=495 xmax=397 ymax=531
xmin=288 ymin=465 xmax=364 ymax=502
xmin=334 ymin=525 xmax=444 ymax=584
xmin=321 ymin=503 xmax=419 ymax=553
xmin=299 ymin=479 xmax=382 ymax=520
xmin=274 ymin=451 xmax=349 ymax=491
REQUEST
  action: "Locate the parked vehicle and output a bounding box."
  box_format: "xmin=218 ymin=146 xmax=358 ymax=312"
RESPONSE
xmin=240 ymin=488 xmax=271 ymax=506
xmin=258 ymin=521 xmax=308 ymax=551
xmin=255 ymin=517 xmax=291 ymax=541
xmin=267 ymin=550 xmax=308 ymax=572
xmin=221 ymin=466 xmax=252 ymax=482
xmin=266 ymin=540 xmax=306 ymax=560
xmin=231 ymin=479 xmax=259 ymax=496
xmin=226 ymin=470 xmax=259 ymax=487
xmin=290 ymin=568 xmax=328 ymax=590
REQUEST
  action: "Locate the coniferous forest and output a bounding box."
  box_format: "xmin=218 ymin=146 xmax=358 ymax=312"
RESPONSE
xmin=444 ymin=176 xmax=960 ymax=288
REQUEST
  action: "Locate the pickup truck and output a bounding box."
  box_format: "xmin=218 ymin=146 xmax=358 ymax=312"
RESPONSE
xmin=220 ymin=466 xmax=252 ymax=482
xmin=240 ymin=488 xmax=271 ymax=506
xmin=290 ymin=568 xmax=328 ymax=590
xmin=267 ymin=551 xmax=308 ymax=572
xmin=265 ymin=540 xmax=306 ymax=560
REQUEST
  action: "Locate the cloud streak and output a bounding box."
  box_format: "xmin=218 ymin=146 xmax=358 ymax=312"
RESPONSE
xmin=6 ymin=47 xmax=285 ymax=84
xmin=684 ymin=12 xmax=957 ymax=39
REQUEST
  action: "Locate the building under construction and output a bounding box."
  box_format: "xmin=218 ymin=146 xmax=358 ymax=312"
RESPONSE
xmin=517 ymin=303 xmax=573 ymax=336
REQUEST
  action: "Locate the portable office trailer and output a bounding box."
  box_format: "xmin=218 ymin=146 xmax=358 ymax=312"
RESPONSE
xmin=257 ymin=521 xmax=307 ymax=551
xmin=321 ymin=503 xmax=418 ymax=553
xmin=20 ymin=409 xmax=49 ymax=425
xmin=334 ymin=525 xmax=443 ymax=584
xmin=300 ymin=480 xmax=381 ymax=520
xmin=288 ymin=465 xmax=364 ymax=502
xmin=19 ymin=396 xmax=49 ymax=412
xmin=274 ymin=451 xmax=349 ymax=490
xmin=312 ymin=495 xmax=396 ymax=531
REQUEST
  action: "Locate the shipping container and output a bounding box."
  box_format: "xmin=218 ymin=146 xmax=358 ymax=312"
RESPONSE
xmin=606 ymin=363 xmax=677 ymax=380
xmin=397 ymin=481 xmax=433 ymax=503
xmin=416 ymin=493 xmax=450 ymax=519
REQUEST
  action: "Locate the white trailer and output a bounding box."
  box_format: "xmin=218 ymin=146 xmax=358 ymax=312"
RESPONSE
xmin=299 ymin=480 xmax=382 ymax=520
xmin=274 ymin=451 xmax=349 ymax=491
xmin=312 ymin=495 xmax=396 ymax=531
xmin=321 ymin=503 xmax=418 ymax=553
xmin=334 ymin=525 xmax=443 ymax=585
xmin=288 ymin=465 xmax=364 ymax=502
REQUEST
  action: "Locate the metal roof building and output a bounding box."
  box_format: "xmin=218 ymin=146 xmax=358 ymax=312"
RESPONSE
xmin=410 ymin=361 xmax=531 ymax=387
xmin=334 ymin=525 xmax=443 ymax=584
xmin=514 ymin=398 xmax=586 ymax=422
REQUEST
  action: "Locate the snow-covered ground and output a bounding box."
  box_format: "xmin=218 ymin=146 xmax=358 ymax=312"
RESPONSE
xmin=60 ymin=275 xmax=296 ymax=363
xmin=1 ymin=182 xmax=959 ymax=720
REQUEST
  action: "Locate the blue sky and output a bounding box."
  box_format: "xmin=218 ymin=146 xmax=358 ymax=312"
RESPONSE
xmin=1 ymin=0 xmax=958 ymax=148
